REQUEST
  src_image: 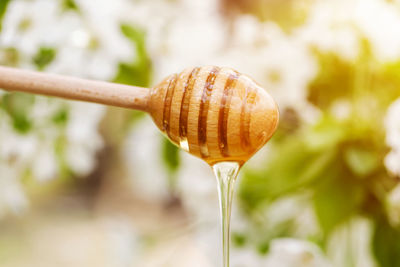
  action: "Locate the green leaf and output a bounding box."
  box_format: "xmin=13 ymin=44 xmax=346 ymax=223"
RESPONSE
xmin=246 ymin=0 xmax=308 ymax=33
xmin=372 ymin=218 xmax=400 ymax=267
xmin=239 ymin=134 xmax=337 ymax=211
xmin=0 ymin=0 xmax=11 ymax=32
xmin=0 ymin=47 xmax=19 ymax=66
xmin=113 ymin=63 xmax=151 ymax=88
xmin=129 ymin=110 xmax=146 ymax=125
xmin=308 ymin=52 xmax=354 ymax=109
xmin=52 ymin=108 xmax=69 ymax=126
xmin=161 ymin=137 xmax=180 ymax=175
xmin=32 ymin=47 xmax=56 ymax=71
xmin=313 ymin=165 xmax=364 ymax=233
xmin=309 ymin=44 xmax=400 ymax=115
xmin=2 ymin=92 xmax=34 ymax=133
xmin=344 ymin=147 xmax=380 ymax=177
xmin=240 ymin=115 xmax=345 ymax=210
xmin=303 ymin=115 xmax=347 ymax=151
xmin=62 ymin=0 xmax=80 ymax=12
xmin=120 ymin=24 xmax=146 ymax=50
xmin=113 ymin=24 xmax=152 ymax=87
xmin=232 ymin=232 xmax=247 ymax=248
xmin=257 ymin=241 xmax=270 ymax=255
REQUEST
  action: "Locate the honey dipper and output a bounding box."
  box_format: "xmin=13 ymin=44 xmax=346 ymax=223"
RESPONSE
xmin=0 ymin=65 xmax=279 ymax=165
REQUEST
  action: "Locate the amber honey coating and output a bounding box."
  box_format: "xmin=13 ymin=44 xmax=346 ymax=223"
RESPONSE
xmin=149 ymin=66 xmax=279 ymax=165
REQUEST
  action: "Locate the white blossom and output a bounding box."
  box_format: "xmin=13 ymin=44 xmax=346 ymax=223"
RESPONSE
xmin=263 ymin=238 xmax=332 ymax=267
xmin=0 ymin=98 xmax=105 ymax=213
xmin=0 ymin=124 xmax=38 ymax=165
xmin=0 ymin=0 xmax=113 ymax=214
xmin=0 ymin=164 xmax=28 ymax=216
xmin=219 ymin=20 xmax=318 ymax=113
xmin=297 ymin=0 xmax=400 ymax=62
xmin=64 ymin=102 xmax=105 ymax=176
xmin=327 ymin=217 xmax=377 ymax=267
xmin=2 ymin=0 xmax=135 ymax=80
xmin=387 ymin=184 xmax=400 ymax=226
xmin=178 ymin=153 xmax=219 ymax=221
xmin=296 ymin=0 xmax=360 ymax=61
xmin=32 ymin=141 xmax=58 ymax=182
xmin=354 ymin=0 xmax=400 ymax=62
xmin=384 ymin=98 xmax=400 ymax=176
xmin=330 ymin=99 xmax=352 ymax=121
xmin=123 ymin=117 xmax=170 ymax=201
xmin=117 ymin=0 xmax=319 ymax=122
xmin=125 ymin=0 xmax=225 ymax=82
xmin=231 ymin=246 xmax=266 ymax=267
xmin=385 ymin=151 xmax=400 ymax=178
xmin=385 ymin=98 xmax=400 ymax=150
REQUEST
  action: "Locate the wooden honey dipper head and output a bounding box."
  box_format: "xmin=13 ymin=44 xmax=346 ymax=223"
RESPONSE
xmin=148 ymin=66 xmax=279 ymax=166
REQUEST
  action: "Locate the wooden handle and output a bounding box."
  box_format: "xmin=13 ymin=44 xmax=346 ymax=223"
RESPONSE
xmin=0 ymin=66 xmax=150 ymax=111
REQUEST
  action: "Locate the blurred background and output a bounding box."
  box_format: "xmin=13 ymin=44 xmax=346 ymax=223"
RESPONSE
xmin=0 ymin=0 xmax=400 ymax=266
